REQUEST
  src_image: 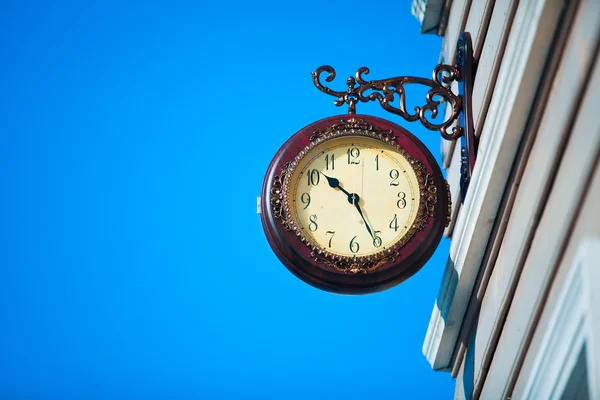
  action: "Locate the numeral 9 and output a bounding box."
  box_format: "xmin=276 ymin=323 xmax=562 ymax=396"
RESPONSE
xmin=301 ymin=193 xmax=311 ymax=209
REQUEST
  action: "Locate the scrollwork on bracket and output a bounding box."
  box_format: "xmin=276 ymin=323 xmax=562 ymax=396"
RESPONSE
xmin=312 ymin=65 xmax=462 ymax=140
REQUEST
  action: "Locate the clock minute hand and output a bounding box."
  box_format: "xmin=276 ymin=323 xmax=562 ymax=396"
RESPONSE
xmin=321 ymin=173 xmax=375 ymax=240
xmin=353 ymin=201 xmax=375 ymax=240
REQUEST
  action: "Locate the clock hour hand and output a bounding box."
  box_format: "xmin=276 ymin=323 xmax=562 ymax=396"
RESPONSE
xmin=321 ymin=173 xmax=361 ymax=207
xmin=321 ymin=173 xmax=352 ymax=198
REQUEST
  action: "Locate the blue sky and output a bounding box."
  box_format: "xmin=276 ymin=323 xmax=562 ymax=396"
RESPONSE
xmin=0 ymin=1 xmax=454 ymax=398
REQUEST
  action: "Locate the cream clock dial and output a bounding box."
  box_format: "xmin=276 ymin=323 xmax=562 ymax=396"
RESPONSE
xmin=287 ymin=136 xmax=421 ymax=257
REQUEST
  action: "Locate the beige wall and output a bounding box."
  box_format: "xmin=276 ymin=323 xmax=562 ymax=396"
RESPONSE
xmin=422 ymin=0 xmax=600 ymax=397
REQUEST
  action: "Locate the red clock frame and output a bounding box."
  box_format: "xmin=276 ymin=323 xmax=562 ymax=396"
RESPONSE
xmin=261 ymin=115 xmax=450 ymax=294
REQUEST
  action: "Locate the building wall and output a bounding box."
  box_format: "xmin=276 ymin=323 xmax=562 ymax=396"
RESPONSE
xmin=418 ymin=0 xmax=600 ymax=398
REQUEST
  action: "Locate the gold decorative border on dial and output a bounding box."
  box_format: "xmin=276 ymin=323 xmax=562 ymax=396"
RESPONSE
xmin=271 ymin=118 xmax=438 ymax=275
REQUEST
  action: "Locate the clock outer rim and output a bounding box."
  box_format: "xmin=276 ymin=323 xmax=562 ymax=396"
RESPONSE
xmin=260 ymin=114 xmax=448 ymax=295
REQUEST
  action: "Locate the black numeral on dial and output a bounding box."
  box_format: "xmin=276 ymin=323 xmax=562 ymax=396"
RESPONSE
xmin=389 ymin=214 xmax=399 ymax=232
xmin=300 ymin=193 xmax=311 ymax=209
xmin=326 ymin=231 xmax=335 ymax=248
xmin=349 ymin=235 xmax=360 ymax=253
xmin=373 ymin=230 xmax=382 ymax=248
xmin=347 ymin=148 xmax=360 ymax=164
xmin=308 ymin=214 xmax=318 ymax=232
xmin=390 ymin=169 xmax=400 ymax=186
xmin=397 ymin=192 xmax=406 ymax=209
xmin=307 ymin=169 xmax=320 ymax=186
xmin=325 ymin=153 xmax=335 ymax=170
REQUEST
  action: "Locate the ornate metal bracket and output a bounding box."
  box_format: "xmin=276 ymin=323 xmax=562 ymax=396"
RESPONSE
xmin=311 ymin=32 xmax=477 ymax=203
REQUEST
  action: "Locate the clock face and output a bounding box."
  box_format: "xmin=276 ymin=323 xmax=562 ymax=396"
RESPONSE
xmin=287 ymin=135 xmax=421 ymax=258
xmin=262 ymin=115 xmax=449 ymax=294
